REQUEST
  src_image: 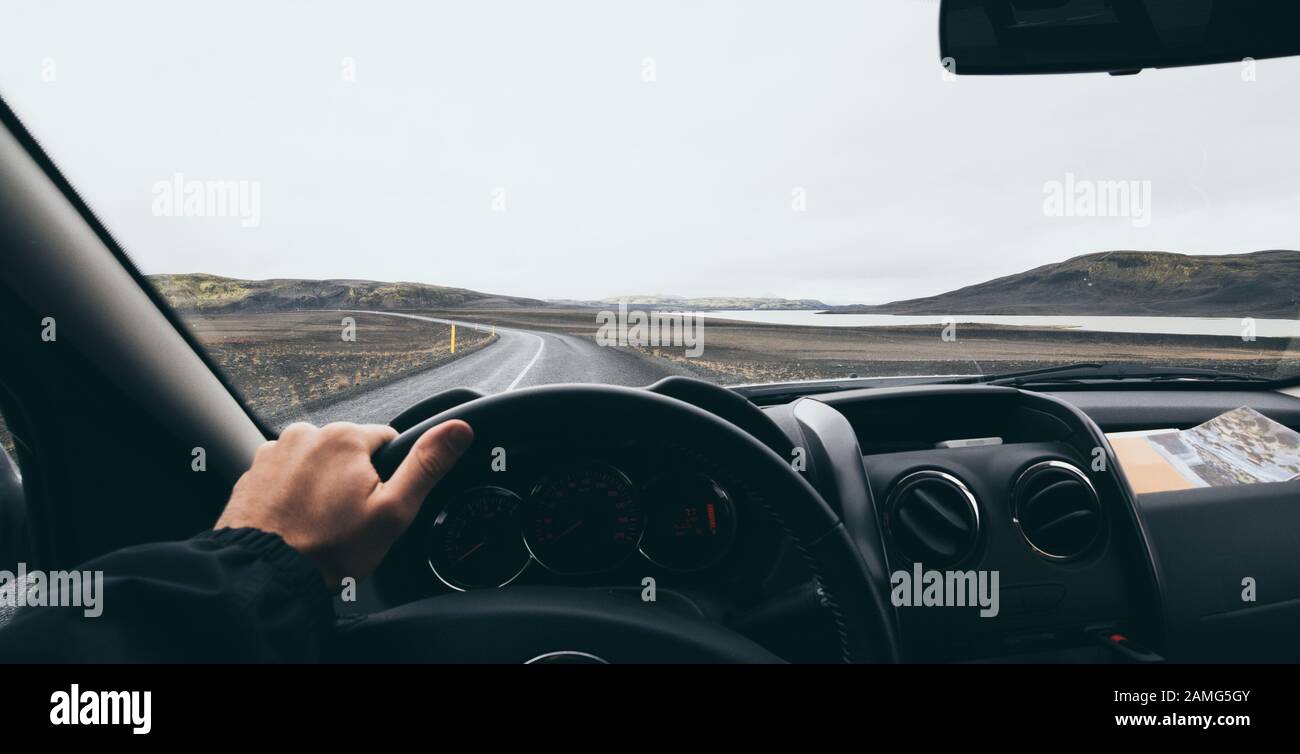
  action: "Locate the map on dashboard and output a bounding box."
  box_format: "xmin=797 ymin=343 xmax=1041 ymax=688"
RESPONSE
xmin=1142 ymin=407 xmax=1300 ymax=488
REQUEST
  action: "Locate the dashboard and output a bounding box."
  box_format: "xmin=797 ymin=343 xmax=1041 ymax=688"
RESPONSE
xmin=368 ymin=379 xmax=1300 ymax=663
xmin=788 ymin=385 xmax=1159 ymax=661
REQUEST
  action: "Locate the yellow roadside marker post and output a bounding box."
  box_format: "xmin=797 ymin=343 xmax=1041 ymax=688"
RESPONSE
xmin=450 ymin=325 xmax=456 ymax=354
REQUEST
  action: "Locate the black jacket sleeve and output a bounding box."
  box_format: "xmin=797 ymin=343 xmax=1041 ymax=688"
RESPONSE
xmin=0 ymin=528 xmax=335 ymax=662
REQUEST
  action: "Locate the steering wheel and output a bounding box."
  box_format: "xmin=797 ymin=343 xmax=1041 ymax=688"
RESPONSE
xmin=329 ymin=385 xmax=899 ymax=663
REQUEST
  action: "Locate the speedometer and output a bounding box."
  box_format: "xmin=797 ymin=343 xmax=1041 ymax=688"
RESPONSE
xmin=429 ymin=486 xmax=530 ymax=590
xmin=524 ymin=463 xmax=644 ymax=575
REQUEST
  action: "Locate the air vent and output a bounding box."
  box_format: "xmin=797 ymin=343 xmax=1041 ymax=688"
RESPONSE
xmin=1013 ymin=461 xmax=1103 ymax=560
xmin=885 ymin=471 xmax=980 ymax=568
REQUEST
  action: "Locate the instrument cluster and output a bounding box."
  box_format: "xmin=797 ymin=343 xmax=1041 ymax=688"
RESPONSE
xmin=427 ymin=461 xmax=740 ymax=590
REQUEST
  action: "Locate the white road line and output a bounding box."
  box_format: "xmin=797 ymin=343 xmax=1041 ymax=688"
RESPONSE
xmin=507 ymin=332 xmax=546 ymax=391
xmin=338 ymin=309 xmax=543 ymax=392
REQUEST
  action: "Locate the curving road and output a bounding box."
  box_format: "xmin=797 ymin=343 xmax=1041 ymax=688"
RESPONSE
xmin=302 ymin=311 xmax=683 ymax=426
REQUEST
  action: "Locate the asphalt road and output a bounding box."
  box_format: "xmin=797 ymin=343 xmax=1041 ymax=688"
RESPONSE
xmin=302 ymin=311 xmax=682 ymax=425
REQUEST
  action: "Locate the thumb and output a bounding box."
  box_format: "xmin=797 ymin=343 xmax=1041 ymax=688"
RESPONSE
xmin=374 ymin=420 xmax=474 ymax=520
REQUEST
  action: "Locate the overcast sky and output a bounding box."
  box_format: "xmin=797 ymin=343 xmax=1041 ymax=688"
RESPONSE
xmin=2 ymin=0 xmax=1299 ymax=304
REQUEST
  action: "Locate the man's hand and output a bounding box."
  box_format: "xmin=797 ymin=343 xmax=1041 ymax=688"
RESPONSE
xmin=216 ymin=420 xmax=473 ymax=589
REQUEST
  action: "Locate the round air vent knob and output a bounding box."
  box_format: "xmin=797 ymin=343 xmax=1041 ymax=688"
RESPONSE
xmin=1013 ymin=460 xmax=1103 ymax=560
xmin=885 ymin=470 xmax=980 ymax=568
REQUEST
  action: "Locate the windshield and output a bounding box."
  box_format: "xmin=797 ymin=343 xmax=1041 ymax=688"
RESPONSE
xmin=2 ymin=1 xmax=1298 ymax=429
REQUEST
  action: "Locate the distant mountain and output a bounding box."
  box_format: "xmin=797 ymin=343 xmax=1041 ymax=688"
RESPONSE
xmin=150 ymin=273 xmax=545 ymax=313
xmin=823 ymin=250 xmax=1300 ymax=318
xmin=563 ymin=295 xmax=830 ymax=311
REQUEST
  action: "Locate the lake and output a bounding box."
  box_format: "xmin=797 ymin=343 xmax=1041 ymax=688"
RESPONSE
xmin=689 ymin=311 xmax=1300 ymax=338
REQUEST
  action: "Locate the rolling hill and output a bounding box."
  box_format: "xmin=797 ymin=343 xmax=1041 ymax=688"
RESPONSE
xmin=152 ymin=250 xmax=1300 ymax=318
xmin=149 ymin=274 xmax=545 ymax=313
xmin=823 ymin=250 xmax=1300 ymax=318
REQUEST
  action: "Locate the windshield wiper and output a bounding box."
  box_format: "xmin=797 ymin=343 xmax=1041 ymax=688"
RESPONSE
xmin=942 ymin=363 xmax=1271 ymax=388
xmin=733 ymin=364 xmax=1272 ymax=405
xmin=734 ymin=375 xmax=971 ymax=404
xmin=732 ymin=382 xmax=858 ymax=404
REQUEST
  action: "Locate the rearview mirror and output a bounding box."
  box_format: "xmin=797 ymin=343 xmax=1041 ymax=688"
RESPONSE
xmin=940 ymin=0 xmax=1300 ymax=75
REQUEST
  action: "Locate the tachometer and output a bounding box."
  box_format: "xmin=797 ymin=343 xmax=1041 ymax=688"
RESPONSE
xmin=640 ymin=473 xmax=737 ymax=572
xmin=524 ymin=463 xmax=644 ymax=574
xmin=429 ymin=486 xmax=530 ymax=590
